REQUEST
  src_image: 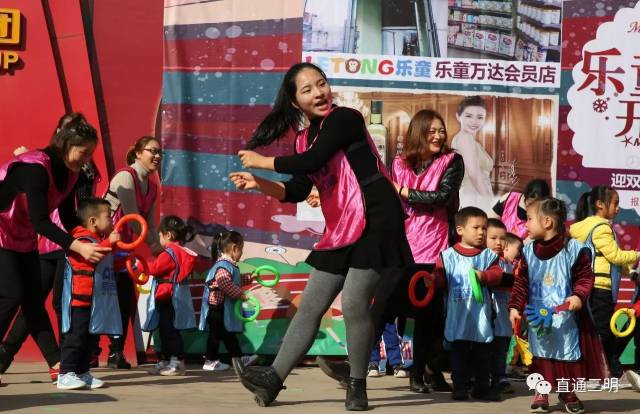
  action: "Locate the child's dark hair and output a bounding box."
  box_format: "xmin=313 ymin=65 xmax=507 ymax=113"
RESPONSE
xmin=159 ymin=215 xmax=195 ymax=244
xmin=530 ymin=197 xmax=567 ymax=237
xmin=211 ymin=231 xmax=244 ymax=260
xmin=77 ymin=197 xmax=111 ymax=227
xmin=523 ymin=179 xmax=551 ymax=202
xmin=455 ymin=206 xmax=487 ymax=227
xmin=487 ymin=218 xmax=506 ymax=230
xmin=504 ymin=232 xmax=523 ymax=248
xmin=575 ymin=185 xmax=617 ymax=221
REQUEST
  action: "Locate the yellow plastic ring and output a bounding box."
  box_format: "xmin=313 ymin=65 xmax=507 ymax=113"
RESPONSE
xmin=610 ymin=308 xmax=636 ymax=338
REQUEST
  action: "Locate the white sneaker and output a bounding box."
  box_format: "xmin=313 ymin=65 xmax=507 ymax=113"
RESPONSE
xmin=393 ymin=366 xmax=408 ymax=378
xmin=625 ymin=370 xmax=640 ymax=392
xmin=160 ymin=358 xmax=186 ymax=376
xmin=56 ymin=372 xmax=87 ymax=390
xmin=240 ymin=354 xmax=258 ymax=367
xmin=147 ymin=360 xmax=169 ymax=375
xmin=203 ymin=359 xmax=230 ymax=371
xmin=77 ymin=372 xmax=105 ymax=389
xmin=367 ymin=363 xmax=381 ymax=377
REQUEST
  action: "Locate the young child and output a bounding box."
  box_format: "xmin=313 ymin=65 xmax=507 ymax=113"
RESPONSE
xmin=367 ymin=321 xmax=407 ymax=378
xmin=569 ymin=185 xmax=640 ymax=387
xmin=509 ymin=197 xmax=609 ymax=414
xmin=145 ymin=216 xmax=197 ymax=376
xmin=503 ymin=232 xmax=524 ymax=264
xmin=485 ymin=219 xmax=515 ymax=394
xmin=58 ymin=198 xmax=120 ymax=390
xmin=432 ymin=207 xmax=507 ymax=401
xmin=199 ymin=231 xmax=257 ymax=371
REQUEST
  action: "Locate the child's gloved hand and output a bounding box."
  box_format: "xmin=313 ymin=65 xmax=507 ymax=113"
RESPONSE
xmin=565 ymin=295 xmax=582 ymax=311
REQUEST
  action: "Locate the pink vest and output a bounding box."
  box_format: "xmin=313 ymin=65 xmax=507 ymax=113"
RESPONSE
xmin=0 ymin=150 xmax=78 ymax=252
xmin=502 ymin=192 xmax=527 ymax=238
xmin=392 ymin=153 xmax=455 ymax=263
xmin=107 ymin=166 xmax=157 ymax=243
xmin=295 ymin=107 xmax=388 ymax=250
xmin=38 ymin=162 xmax=102 ymax=255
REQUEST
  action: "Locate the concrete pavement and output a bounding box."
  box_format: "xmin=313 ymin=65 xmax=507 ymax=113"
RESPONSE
xmin=1 ymin=363 xmax=639 ymax=413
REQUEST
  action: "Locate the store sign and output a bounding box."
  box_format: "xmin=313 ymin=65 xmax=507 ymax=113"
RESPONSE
xmin=0 ymin=8 xmax=22 ymax=71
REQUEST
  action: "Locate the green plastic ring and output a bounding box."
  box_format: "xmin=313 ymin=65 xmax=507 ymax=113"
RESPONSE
xmin=468 ymin=268 xmax=484 ymax=304
xmin=234 ymin=294 xmax=261 ymax=322
xmin=253 ymin=265 xmax=281 ymax=287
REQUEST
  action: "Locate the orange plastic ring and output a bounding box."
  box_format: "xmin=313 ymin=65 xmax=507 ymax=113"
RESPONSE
xmin=115 ymin=213 xmax=148 ymax=251
xmin=126 ymin=254 xmax=150 ymax=285
xmin=408 ymin=271 xmax=435 ymax=308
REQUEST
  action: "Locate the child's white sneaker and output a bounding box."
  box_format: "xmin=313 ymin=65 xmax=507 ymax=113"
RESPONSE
xmin=77 ymin=372 xmax=105 ymax=389
xmin=160 ymin=358 xmax=186 ymax=376
xmin=147 ymin=360 xmax=170 ymax=375
xmin=203 ymin=359 xmax=230 ymax=371
xmin=240 ymin=354 xmax=258 ymax=367
xmin=56 ymin=372 xmax=87 ymax=390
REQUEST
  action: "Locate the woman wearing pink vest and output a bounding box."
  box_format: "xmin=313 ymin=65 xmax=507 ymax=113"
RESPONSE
xmin=0 ymin=121 xmax=109 ymax=386
xmin=229 ymin=63 xmax=413 ymax=410
xmin=376 ymin=109 xmax=464 ymax=394
xmin=0 ymin=114 xmax=101 ymax=384
xmin=489 ymin=179 xmax=550 ymax=239
xmin=101 ymin=136 xmax=162 ymax=369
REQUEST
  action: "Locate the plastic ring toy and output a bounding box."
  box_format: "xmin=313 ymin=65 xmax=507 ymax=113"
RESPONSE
xmin=136 ymin=284 xmax=151 ymax=294
xmin=115 ymin=213 xmax=148 ymax=251
xmin=253 ymin=265 xmax=281 ymax=287
xmin=610 ymin=308 xmax=636 ymax=338
xmin=408 ymin=271 xmax=435 ymax=308
xmin=126 ymin=254 xmax=150 ymax=285
xmin=468 ymin=268 xmax=484 ymax=304
xmin=234 ymin=295 xmax=261 ymax=322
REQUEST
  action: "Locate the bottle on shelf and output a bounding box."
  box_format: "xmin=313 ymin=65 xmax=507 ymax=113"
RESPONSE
xmin=367 ymin=100 xmax=388 ymax=165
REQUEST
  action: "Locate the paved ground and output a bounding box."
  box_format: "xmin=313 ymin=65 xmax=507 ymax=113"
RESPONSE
xmin=1 ymin=363 xmax=639 ymax=413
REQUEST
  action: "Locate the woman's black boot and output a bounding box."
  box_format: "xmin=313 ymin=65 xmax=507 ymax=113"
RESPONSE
xmin=345 ymin=377 xmax=368 ymax=411
xmin=233 ymin=358 xmax=285 ymax=407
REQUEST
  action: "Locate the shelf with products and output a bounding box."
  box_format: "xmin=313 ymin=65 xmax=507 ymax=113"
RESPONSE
xmin=449 ymin=6 xmax=513 ymax=18
xmin=519 ymin=0 xmax=562 ymax=10
xmin=517 ymin=13 xmax=561 ymax=31
xmin=448 ymin=20 xmax=513 ymax=33
xmin=447 ymin=43 xmax=515 ymax=60
xmin=516 ymin=28 xmax=560 ymax=52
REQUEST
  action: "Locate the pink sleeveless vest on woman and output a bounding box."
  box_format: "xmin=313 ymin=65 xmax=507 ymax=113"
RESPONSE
xmin=106 ymin=166 xmax=157 ymax=243
xmin=392 ymin=153 xmax=455 ymax=263
xmin=501 ymin=191 xmax=527 ymax=239
xmin=0 ymin=150 xmax=78 ymax=252
xmin=295 ymin=106 xmax=390 ymax=250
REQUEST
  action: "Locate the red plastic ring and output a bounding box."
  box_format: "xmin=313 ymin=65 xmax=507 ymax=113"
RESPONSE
xmin=408 ymin=270 xmax=435 ymax=308
xmin=126 ymin=254 xmax=150 ymax=285
xmin=114 ymin=213 xmax=148 ymax=251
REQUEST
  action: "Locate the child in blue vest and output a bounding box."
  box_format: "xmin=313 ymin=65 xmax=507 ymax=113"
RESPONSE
xmin=145 ymin=216 xmax=197 ymax=376
xmin=509 ymin=197 xmax=609 ymax=414
xmin=199 ymin=231 xmax=257 ymax=371
xmin=58 ymin=198 xmax=121 ymax=390
xmin=432 ymin=207 xmax=507 ymax=401
xmin=485 ymin=218 xmax=517 ymax=394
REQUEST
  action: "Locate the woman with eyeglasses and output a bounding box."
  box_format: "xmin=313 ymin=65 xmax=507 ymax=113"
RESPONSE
xmin=382 ymin=109 xmax=464 ymax=393
xmin=101 ymin=136 xmax=163 ymax=369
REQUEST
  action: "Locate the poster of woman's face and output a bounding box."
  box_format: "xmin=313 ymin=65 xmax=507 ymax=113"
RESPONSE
xmin=332 ymin=87 xmax=558 ymax=213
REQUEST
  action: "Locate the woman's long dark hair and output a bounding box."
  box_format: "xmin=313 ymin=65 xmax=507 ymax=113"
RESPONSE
xmin=402 ymin=109 xmax=452 ymax=170
xmin=246 ymin=62 xmax=328 ymax=149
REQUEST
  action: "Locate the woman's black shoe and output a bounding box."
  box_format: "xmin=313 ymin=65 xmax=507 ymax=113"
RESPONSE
xmin=409 ymin=376 xmax=430 ymax=393
xmin=427 ymin=371 xmax=452 ymax=392
xmin=107 ymin=352 xmax=131 ymax=369
xmin=233 ymin=358 xmax=285 ymax=407
xmin=345 ymin=377 xmax=368 ymax=411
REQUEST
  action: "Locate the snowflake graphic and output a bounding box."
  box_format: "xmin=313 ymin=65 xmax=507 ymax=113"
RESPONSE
xmin=593 ymin=98 xmax=608 ymax=113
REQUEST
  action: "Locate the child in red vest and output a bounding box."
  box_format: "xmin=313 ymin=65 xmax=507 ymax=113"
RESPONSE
xmin=58 ymin=198 xmax=119 ymax=390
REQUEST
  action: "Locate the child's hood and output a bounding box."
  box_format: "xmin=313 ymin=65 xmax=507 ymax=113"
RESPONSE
xmin=569 ymin=216 xmax=608 ymax=243
xmin=166 ymin=241 xmax=197 ymax=279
